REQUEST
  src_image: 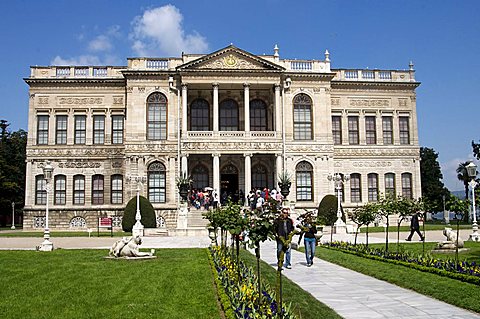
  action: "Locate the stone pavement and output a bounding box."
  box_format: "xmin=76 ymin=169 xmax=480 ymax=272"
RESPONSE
xmin=1 ymin=231 xmax=479 ymax=318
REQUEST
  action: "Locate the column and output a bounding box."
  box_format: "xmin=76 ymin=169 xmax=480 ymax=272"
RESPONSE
xmin=275 ymin=153 xmax=283 ymax=189
xmin=213 ymin=153 xmax=220 ymax=194
xmin=181 ymin=155 xmax=188 ymax=177
xmin=244 ymin=83 xmax=250 ymax=132
xmin=182 ymin=84 xmax=188 ymax=134
xmin=169 ymin=157 xmax=177 ymax=203
xmin=213 ymin=83 xmax=219 ymax=132
xmin=376 ymin=111 xmax=383 ymax=145
xmin=274 ymin=84 xmax=281 ymax=132
xmin=359 ymin=111 xmax=366 ymax=145
xmin=341 ymin=110 xmax=348 ymax=145
xmin=244 ymin=153 xmax=252 ymax=196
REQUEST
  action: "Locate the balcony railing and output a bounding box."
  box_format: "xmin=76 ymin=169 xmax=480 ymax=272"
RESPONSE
xmin=146 ymin=59 xmax=169 ymax=69
xmin=186 ymin=131 xmax=277 ymax=139
xmin=290 ymin=61 xmax=313 ymax=71
xmin=56 ymin=67 xmax=70 ymax=77
xmin=93 ymin=67 xmax=108 ymax=77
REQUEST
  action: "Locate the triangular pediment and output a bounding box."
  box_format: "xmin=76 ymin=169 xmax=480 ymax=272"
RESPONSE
xmin=177 ymin=45 xmax=284 ymax=72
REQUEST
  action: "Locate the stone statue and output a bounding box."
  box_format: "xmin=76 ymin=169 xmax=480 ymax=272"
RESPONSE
xmin=109 ymin=235 xmax=155 ymax=258
xmin=436 ymin=227 xmax=464 ymax=250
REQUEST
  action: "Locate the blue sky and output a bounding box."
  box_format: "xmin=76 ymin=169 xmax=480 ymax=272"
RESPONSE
xmin=0 ymin=0 xmax=479 ymax=191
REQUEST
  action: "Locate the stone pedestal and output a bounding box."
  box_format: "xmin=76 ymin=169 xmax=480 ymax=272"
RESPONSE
xmin=38 ymin=230 xmax=54 ymax=251
xmin=469 ymin=223 xmax=480 ymax=242
xmin=132 ymin=222 xmax=144 ymax=237
xmin=177 ymin=202 xmax=188 ymax=229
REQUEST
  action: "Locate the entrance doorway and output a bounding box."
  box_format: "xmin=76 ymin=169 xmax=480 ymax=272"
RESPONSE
xmin=221 ymin=164 xmax=239 ymax=203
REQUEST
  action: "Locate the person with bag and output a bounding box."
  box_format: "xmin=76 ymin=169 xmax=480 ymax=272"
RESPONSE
xmin=298 ymin=221 xmax=317 ymax=267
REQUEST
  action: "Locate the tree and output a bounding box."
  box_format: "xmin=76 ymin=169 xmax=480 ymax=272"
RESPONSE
xmin=349 ymin=202 xmax=377 ymax=246
xmin=122 ymin=195 xmax=156 ymax=232
xmin=473 ymin=140 xmax=480 ymax=160
xmin=420 ymin=147 xmax=450 ymax=212
xmin=0 ymin=120 xmax=27 ymax=226
xmin=317 ymin=194 xmax=342 ymax=242
xmin=456 ymin=161 xmax=472 ymax=222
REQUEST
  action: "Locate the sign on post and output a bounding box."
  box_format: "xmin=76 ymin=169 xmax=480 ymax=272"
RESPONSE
xmin=97 ymin=217 xmax=113 ymax=237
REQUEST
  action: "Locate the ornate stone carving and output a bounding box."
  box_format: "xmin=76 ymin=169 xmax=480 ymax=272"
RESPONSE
xmin=352 ymin=161 xmax=392 ymax=168
xmin=334 ymin=148 xmax=419 ymax=157
xmin=331 ymin=98 xmax=340 ymax=106
xmin=112 ymin=161 xmax=123 ymax=168
xmin=138 ymin=87 xmax=145 ymax=93
xmin=58 ymin=97 xmax=103 ymax=105
xmin=200 ymin=53 xmax=263 ymax=70
xmin=183 ymin=141 xmax=282 ymax=152
xmin=57 ymin=161 xmax=102 ymax=168
xmin=398 ymin=98 xmax=407 ymax=107
xmin=126 ymin=86 xmax=133 ymax=93
xmin=38 ymin=97 xmax=49 ymax=104
xmin=113 ymin=97 xmax=124 ymax=105
xmin=349 ymin=99 xmax=389 ymax=107
xmin=27 ymin=148 xmax=124 ymax=157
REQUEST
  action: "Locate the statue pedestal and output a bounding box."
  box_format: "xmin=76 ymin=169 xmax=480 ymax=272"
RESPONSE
xmin=132 ymin=222 xmax=144 ymax=237
xmin=38 ymin=239 xmax=54 ymax=251
xmin=177 ymin=202 xmax=188 ymax=229
xmin=334 ymin=218 xmax=347 ymax=234
xmin=469 ymin=223 xmax=480 ymax=242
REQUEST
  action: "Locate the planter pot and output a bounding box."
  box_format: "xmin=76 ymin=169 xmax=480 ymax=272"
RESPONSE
xmin=178 ymin=185 xmax=189 ymax=201
xmin=278 ymin=182 xmax=291 ymax=198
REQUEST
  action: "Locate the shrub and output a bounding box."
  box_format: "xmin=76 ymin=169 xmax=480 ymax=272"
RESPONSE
xmin=122 ymin=195 xmax=156 ymax=232
xmin=317 ymin=194 xmax=342 ymax=225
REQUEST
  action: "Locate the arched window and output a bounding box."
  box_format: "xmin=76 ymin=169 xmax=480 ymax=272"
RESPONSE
xmin=70 ymin=216 xmax=86 ymax=228
xmin=250 ymin=99 xmax=267 ymax=131
xmin=35 ymin=175 xmax=46 ymax=205
xmin=54 ymin=175 xmax=66 ymax=205
xmin=192 ymin=165 xmax=209 ymax=190
xmin=73 ymin=175 xmax=85 ymax=205
xmin=147 ymin=92 xmax=167 ymax=140
xmin=190 ymin=99 xmax=210 ymax=131
xmin=92 ymin=174 xmax=104 ymax=205
xmin=252 ymin=164 xmax=268 ymax=189
xmin=367 ymin=173 xmax=378 ymax=202
xmin=350 ymin=173 xmax=362 ymax=203
xmin=293 ymin=94 xmax=312 ymax=140
xmin=220 ymin=99 xmax=239 ymax=131
xmin=111 ymin=174 xmax=123 ymax=204
xmin=385 ymin=173 xmax=396 ymax=197
xmin=148 ymin=162 xmax=166 ymax=203
xmin=296 ymin=161 xmax=313 ymax=201
xmin=401 ymin=173 xmax=413 ymax=199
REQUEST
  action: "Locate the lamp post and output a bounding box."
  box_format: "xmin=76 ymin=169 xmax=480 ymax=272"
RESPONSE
xmin=466 ymin=162 xmax=479 ymax=241
xmin=38 ymin=162 xmax=54 ymax=251
xmin=328 ymin=173 xmax=349 ymax=233
xmin=11 ymin=202 xmax=15 ymax=230
xmin=132 ymin=176 xmax=147 ymax=237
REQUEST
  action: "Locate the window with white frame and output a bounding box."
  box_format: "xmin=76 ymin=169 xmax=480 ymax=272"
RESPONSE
xmin=367 ymin=173 xmax=378 ymax=202
xmin=385 ymin=173 xmax=396 ymax=197
xmin=92 ymin=174 xmax=104 ymax=204
xmin=402 ymin=173 xmax=413 ymax=199
xmin=73 ymin=175 xmax=85 ymax=204
xmin=348 ymin=116 xmax=359 ymax=144
xmin=55 ymin=115 xmax=67 ymax=145
xmin=399 ymin=116 xmax=410 ymax=144
xmin=35 ymin=175 xmax=46 ymax=205
xmin=74 ymin=115 xmax=86 ymax=144
xmin=296 ymin=161 xmax=313 ymax=201
xmin=37 ymin=115 xmax=49 ymax=145
xmin=293 ymin=94 xmax=312 ymax=140
xmin=148 ymin=162 xmax=166 ymax=203
xmin=54 ymin=175 xmax=66 ymax=205
xmin=147 ymin=92 xmax=167 ymax=140
xmin=332 ymin=116 xmax=342 ymax=145
xmin=111 ymin=174 xmax=123 ymax=204
xmin=93 ymin=115 xmax=105 ymax=144
xmin=350 ymin=173 xmax=362 ymax=203
xmin=111 ymin=115 xmax=124 ymax=144
xmin=365 ymin=116 xmax=376 ymax=145
xmin=382 ymin=116 xmax=393 ymax=145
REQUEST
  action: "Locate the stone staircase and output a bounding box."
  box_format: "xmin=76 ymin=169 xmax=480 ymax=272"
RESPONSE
xmin=187 ymin=207 xmax=210 ymax=228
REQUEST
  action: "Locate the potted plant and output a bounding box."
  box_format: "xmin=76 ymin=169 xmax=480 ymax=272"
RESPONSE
xmin=176 ymin=173 xmax=192 ymax=201
xmin=277 ymin=171 xmax=292 ymax=198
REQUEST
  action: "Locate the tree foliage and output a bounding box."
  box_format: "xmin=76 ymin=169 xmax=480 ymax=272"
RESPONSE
xmin=420 ymin=147 xmax=450 ymax=212
xmin=122 ymin=195 xmax=156 ymax=232
xmin=456 ymin=161 xmax=471 ymax=201
xmin=317 ymin=194 xmax=341 ymax=225
xmin=473 ymin=140 xmax=480 ymax=161
xmin=0 ymin=120 xmax=27 ymax=226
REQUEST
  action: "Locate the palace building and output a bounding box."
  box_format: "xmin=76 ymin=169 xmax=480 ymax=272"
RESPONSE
xmin=23 ymin=45 xmax=421 ymax=231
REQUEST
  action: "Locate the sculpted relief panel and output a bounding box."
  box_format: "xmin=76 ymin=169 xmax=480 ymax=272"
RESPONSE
xmin=58 ymin=97 xmax=103 ymax=105
xmin=349 ymin=99 xmax=390 ymax=107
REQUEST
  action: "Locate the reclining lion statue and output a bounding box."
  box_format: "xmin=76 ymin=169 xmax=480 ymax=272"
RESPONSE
xmin=109 ymin=235 xmax=154 ymax=258
xmin=436 ymin=227 xmax=464 ymax=250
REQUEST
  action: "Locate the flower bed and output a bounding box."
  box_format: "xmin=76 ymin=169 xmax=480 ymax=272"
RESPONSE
xmin=208 ymin=246 xmax=295 ymax=319
xmin=323 ymin=242 xmax=480 ymax=285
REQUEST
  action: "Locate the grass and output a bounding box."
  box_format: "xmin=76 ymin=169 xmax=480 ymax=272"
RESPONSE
xmin=359 ymin=224 xmax=471 ymax=233
xmin=0 ymin=231 xmax=129 ymax=237
xmin=315 ymin=245 xmax=480 ymax=313
xmin=0 ymin=249 xmax=221 ymax=319
xmin=239 ymin=249 xmax=342 ymax=319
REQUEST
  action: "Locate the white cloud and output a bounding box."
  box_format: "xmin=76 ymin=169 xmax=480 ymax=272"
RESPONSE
xmin=440 ymin=156 xmax=479 ymax=192
xmin=130 ymin=5 xmax=209 ymax=56
xmin=51 ymin=55 xmax=102 ymax=66
xmin=88 ymin=35 xmax=112 ymax=52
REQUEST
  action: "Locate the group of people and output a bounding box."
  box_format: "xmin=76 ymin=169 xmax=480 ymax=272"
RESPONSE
xmin=247 ymin=187 xmax=284 ymax=211
xmin=274 ymin=208 xmax=318 ymax=268
xmin=189 ymin=188 xmax=219 ymax=210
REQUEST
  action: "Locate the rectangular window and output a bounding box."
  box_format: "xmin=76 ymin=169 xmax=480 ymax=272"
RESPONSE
xmin=382 ymin=117 xmax=393 ymax=145
xmin=296 ymin=172 xmax=313 ymax=201
xmin=399 ymin=116 xmax=410 ymax=144
xmin=74 ymin=115 xmax=86 ymax=144
xmin=402 ymin=173 xmax=413 ymax=199
xmin=93 ymin=115 xmax=105 ymax=144
xmin=348 ymin=116 xmax=359 ymax=145
xmin=111 ymin=175 xmax=123 ymax=204
xmin=147 ymin=105 xmax=167 ymax=140
xmin=35 ymin=176 xmax=47 ymax=205
xmin=365 ymin=116 xmax=377 ymax=145
xmin=385 ymin=173 xmax=396 ymax=197
xmin=350 ymin=174 xmax=362 ymax=203
xmin=54 ymin=175 xmax=66 ymax=205
xmin=149 ymin=172 xmax=166 ymax=203
xmin=367 ymin=174 xmax=378 ymax=202
xmin=73 ymin=175 xmax=85 ymax=205
xmin=332 ymin=116 xmax=342 ymax=145
xmin=55 ymin=115 xmax=67 ymax=145
xmin=293 ymin=106 xmax=312 ymax=140
xmin=92 ymin=175 xmax=104 ymax=204
xmin=111 ymin=115 xmax=124 ymax=144
xmin=37 ymin=115 xmax=49 ymax=145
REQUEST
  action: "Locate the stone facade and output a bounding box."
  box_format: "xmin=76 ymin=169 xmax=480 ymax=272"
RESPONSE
xmin=23 ymin=45 xmax=421 ymax=230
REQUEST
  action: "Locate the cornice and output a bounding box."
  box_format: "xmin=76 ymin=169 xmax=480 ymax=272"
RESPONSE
xmin=331 ymin=81 xmax=420 ymax=91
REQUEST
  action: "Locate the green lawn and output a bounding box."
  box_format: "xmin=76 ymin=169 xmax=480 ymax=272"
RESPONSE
xmin=239 ymin=250 xmax=342 ymax=319
xmin=315 ymin=246 xmax=480 ymax=313
xmin=0 ymin=249 xmax=221 ymax=319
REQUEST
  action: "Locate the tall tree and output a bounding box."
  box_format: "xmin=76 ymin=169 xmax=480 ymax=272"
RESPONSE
xmin=0 ymin=120 xmax=27 ymax=226
xmin=456 ymin=161 xmax=471 ymax=200
xmin=473 ymin=140 xmax=480 ymax=160
xmin=420 ymin=147 xmax=450 ymax=212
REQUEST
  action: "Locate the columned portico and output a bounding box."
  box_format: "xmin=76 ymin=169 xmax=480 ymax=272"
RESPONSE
xmin=182 ymin=84 xmax=188 ymax=134
xmin=181 ymin=155 xmax=188 ymax=177
xmin=213 ymin=153 xmax=220 ymax=193
xmin=274 ymin=84 xmax=281 ymax=132
xmin=244 ymin=153 xmax=252 ymax=202
xmin=275 ymin=153 xmax=283 ymax=186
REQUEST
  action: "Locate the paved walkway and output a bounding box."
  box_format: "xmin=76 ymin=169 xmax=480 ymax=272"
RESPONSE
xmin=1 ymin=231 xmax=479 ymax=318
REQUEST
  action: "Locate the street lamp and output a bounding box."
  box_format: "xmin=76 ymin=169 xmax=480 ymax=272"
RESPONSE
xmin=327 ymin=173 xmax=349 ymax=233
xmin=132 ymin=176 xmax=147 ymax=237
xmin=466 ymin=162 xmax=479 ymax=241
xmin=11 ymin=202 xmax=15 ymax=230
xmin=38 ymin=162 xmax=54 ymax=251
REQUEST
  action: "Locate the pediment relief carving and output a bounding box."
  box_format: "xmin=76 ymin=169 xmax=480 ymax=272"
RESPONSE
xmin=198 ymin=53 xmax=263 ymax=70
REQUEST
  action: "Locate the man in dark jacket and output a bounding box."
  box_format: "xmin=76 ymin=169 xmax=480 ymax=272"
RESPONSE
xmin=406 ymin=212 xmax=424 ymax=241
xmin=274 ymin=208 xmax=294 ymax=269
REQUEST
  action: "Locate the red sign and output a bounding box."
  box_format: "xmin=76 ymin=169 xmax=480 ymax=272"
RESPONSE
xmin=99 ymin=217 xmax=112 ymax=227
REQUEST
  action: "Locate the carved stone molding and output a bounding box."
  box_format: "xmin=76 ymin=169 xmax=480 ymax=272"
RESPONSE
xmin=331 ymin=98 xmax=340 ymax=106
xmin=38 ymin=97 xmax=49 ymax=104
xmin=183 ymin=141 xmax=282 ymax=152
xmin=334 ymin=148 xmax=419 ymax=157
xmin=349 ymin=99 xmax=389 ymax=107
xmin=113 ymin=97 xmax=124 ymax=105
xmin=57 ymin=161 xmax=102 ymax=168
xmin=58 ymin=97 xmax=103 ymax=105
xmin=286 ymin=144 xmax=334 ymax=153
xmin=352 ymin=161 xmax=392 ymax=168
xmin=27 ymin=148 xmax=124 ymax=157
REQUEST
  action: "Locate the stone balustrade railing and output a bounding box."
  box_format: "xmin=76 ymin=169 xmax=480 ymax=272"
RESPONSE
xmin=333 ymin=69 xmax=415 ymax=82
xmin=186 ymin=131 xmax=277 ymax=139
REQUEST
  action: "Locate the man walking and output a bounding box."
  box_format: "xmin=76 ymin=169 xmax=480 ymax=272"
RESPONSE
xmin=274 ymin=208 xmax=294 ymax=269
xmin=406 ymin=212 xmax=424 ymax=241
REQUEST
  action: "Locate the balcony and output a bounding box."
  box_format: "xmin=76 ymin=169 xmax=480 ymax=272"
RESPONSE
xmin=333 ymin=69 xmax=415 ymax=82
xmin=31 ymin=66 xmax=125 ymax=78
xmin=186 ymin=131 xmax=277 ymax=139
